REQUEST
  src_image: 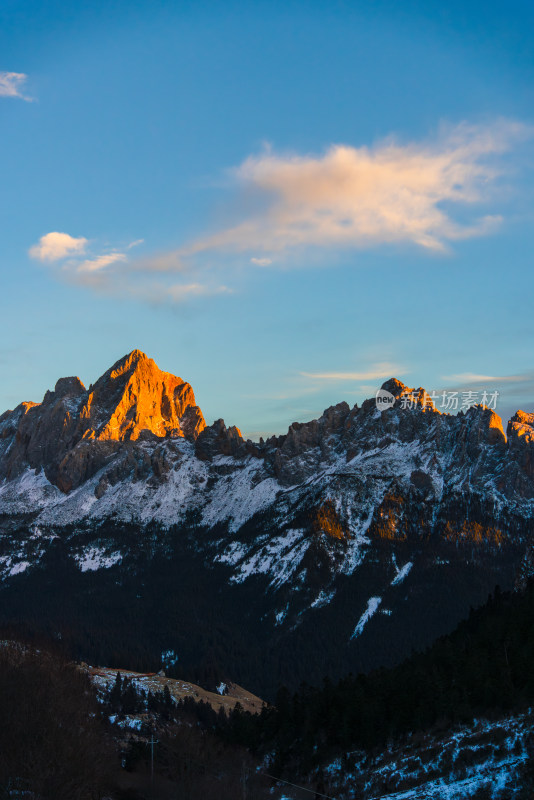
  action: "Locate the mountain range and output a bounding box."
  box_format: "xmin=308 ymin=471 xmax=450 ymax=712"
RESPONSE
xmin=0 ymin=349 xmax=533 ymax=696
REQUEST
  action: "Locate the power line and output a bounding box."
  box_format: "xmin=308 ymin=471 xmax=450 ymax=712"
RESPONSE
xmin=263 ymin=772 xmax=337 ymax=799
xmin=138 ymin=743 xmax=337 ymax=799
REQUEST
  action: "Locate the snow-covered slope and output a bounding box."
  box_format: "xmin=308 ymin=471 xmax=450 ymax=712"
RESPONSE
xmin=324 ymin=712 xmax=533 ymax=800
xmin=0 ymin=354 xmax=533 ymax=693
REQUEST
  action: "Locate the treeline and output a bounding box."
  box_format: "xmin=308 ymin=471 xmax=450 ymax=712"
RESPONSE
xmin=105 ymin=671 xmax=231 ymax=727
xmin=224 ymin=580 xmax=534 ymax=774
xmin=107 ymin=671 xmax=175 ymax=717
xmin=104 ymin=670 xmax=260 ymax=739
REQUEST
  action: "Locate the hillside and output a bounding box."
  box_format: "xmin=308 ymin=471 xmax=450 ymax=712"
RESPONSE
xmin=223 ymin=581 xmax=534 ymax=798
xmin=85 ymin=663 xmax=264 ymax=715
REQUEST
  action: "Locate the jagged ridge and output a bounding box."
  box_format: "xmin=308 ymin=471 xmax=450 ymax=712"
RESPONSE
xmin=1 ymin=351 xmax=534 ymax=694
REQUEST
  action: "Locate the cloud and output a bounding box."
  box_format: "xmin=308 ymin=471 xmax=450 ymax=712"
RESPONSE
xmin=31 ymin=119 xmax=531 ymax=310
xmin=77 ymin=252 xmax=127 ymax=272
xmin=250 ymin=257 xmax=273 ymax=266
xmin=0 ymin=72 xmax=32 ymax=101
xmin=442 ymin=372 xmax=531 ymax=383
xmin=29 ymin=230 xmax=231 ymax=306
xmin=165 ymin=119 xmax=530 ymax=262
xmin=301 ymin=363 xmax=406 ymax=381
xmin=29 ymin=232 xmax=88 ymax=262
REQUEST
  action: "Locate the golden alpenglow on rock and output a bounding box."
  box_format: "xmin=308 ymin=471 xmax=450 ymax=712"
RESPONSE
xmin=79 ymin=349 xmax=206 ymax=442
xmin=0 ymin=350 xmax=206 ymax=492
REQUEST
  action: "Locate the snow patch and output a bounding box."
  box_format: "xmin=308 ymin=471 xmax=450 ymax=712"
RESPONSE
xmin=119 ymin=716 xmax=143 ymax=731
xmin=275 ymin=606 xmax=289 ymax=625
xmin=161 ymin=649 xmax=178 ymax=668
xmin=216 ymin=540 xmax=250 ymax=567
xmin=311 ymin=589 xmax=336 ymax=609
xmin=392 ymin=561 xmax=413 ymax=586
xmin=75 ymin=547 xmax=123 ymax=572
xmin=351 ymin=597 xmax=382 ymax=639
xmin=8 ymin=561 xmax=30 ymax=576
xmin=229 ymin=528 xmax=309 ymax=588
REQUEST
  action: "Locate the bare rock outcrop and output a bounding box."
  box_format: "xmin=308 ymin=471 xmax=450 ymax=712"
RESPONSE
xmin=265 ymin=401 xmax=351 ymax=484
xmin=195 ymin=419 xmax=245 ymax=461
xmin=507 ymin=411 xmax=534 ymax=488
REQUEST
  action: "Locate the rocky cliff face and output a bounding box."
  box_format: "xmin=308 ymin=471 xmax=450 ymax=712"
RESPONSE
xmin=0 ymin=350 xmax=205 ymax=492
xmin=0 ymin=353 xmax=533 ymax=694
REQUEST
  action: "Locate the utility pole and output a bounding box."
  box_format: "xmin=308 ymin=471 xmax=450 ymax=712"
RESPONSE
xmin=149 ymin=732 xmax=159 ymax=799
xmin=241 ymin=762 xmax=249 ymax=800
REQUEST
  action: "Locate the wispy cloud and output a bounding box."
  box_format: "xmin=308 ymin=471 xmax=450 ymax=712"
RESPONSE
xmin=77 ymin=252 xmax=127 ymax=273
xmin=29 ymin=232 xmax=88 ymax=262
xmin=148 ymin=119 xmax=531 ymax=267
xmin=30 ymin=119 xmax=532 ymax=309
xmin=442 ymin=371 xmax=531 ymax=383
xmin=301 ymin=363 xmax=406 ymax=381
xmin=0 ymin=72 xmax=32 ymax=101
xmin=29 ymin=230 xmax=230 ymax=306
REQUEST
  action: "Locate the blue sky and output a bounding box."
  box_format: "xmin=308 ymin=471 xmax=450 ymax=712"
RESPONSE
xmin=1 ymin=0 xmax=534 ymax=437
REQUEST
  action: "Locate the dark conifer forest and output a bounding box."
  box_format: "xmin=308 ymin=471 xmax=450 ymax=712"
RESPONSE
xmin=2 ymin=580 xmax=534 ymax=797
xmin=222 ymin=580 xmax=534 ymax=775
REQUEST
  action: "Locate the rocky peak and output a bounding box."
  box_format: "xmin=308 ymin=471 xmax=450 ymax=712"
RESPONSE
xmin=282 ymin=401 xmax=351 ymax=453
xmin=380 ymin=378 xmax=408 ymax=398
xmin=508 ymin=410 xmax=534 ymax=438
xmin=53 ymin=376 xmax=86 ymax=398
xmin=360 ymin=379 xmax=438 ymax=417
xmin=0 ymin=350 xmax=206 ymax=491
xmin=78 ymin=350 xmax=205 ymax=442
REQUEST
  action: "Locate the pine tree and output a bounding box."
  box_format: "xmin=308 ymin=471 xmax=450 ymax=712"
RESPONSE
xmin=163 ymin=683 xmax=173 ymax=713
xmin=110 ymin=671 xmax=123 ymax=711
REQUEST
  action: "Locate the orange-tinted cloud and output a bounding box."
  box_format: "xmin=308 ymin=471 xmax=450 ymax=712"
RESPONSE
xmin=177 ymin=120 xmax=530 ymax=260
xmin=29 ymin=232 xmax=88 ymax=261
